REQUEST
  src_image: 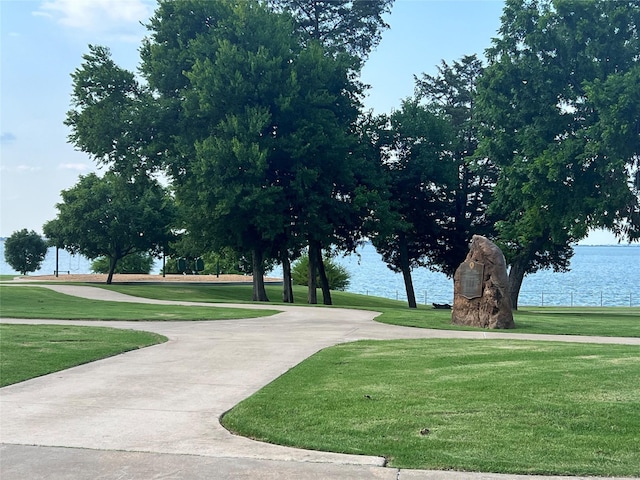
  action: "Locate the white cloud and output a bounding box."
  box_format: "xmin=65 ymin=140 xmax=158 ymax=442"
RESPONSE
xmin=0 ymin=165 xmax=42 ymax=173
xmin=36 ymin=0 xmax=152 ymax=37
xmin=58 ymin=163 xmax=91 ymax=171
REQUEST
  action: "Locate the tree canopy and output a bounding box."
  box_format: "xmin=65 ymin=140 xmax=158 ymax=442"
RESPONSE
xmin=371 ymin=99 xmax=454 ymax=308
xmin=43 ymin=172 xmax=175 ymax=284
xmin=4 ymin=229 xmax=48 ymax=275
xmin=53 ymin=0 xmax=640 ymax=308
xmin=476 ymin=0 xmax=640 ymax=307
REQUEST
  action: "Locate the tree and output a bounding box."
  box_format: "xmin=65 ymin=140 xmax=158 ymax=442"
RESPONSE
xmin=140 ymin=0 xmax=370 ymax=304
xmin=4 ymin=229 xmax=48 ymax=275
xmin=141 ymin=0 xmax=303 ymax=301
xmin=91 ymin=253 xmax=155 ymax=274
xmin=414 ymin=55 xmax=497 ymax=276
xmin=267 ymin=0 xmax=393 ymax=305
xmin=371 ymin=99 xmax=455 ymax=308
xmin=476 ymin=0 xmax=640 ymax=308
xmin=65 ymin=45 xmax=161 ymax=176
xmin=267 ymin=0 xmax=394 ymax=62
xmin=43 ymin=172 xmax=175 ymax=284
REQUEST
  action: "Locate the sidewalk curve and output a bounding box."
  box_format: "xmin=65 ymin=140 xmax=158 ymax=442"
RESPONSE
xmin=1 ymin=284 xmax=638 ymax=479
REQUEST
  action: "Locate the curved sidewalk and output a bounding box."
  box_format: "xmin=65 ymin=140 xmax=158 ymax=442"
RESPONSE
xmin=1 ymin=284 xmax=638 ymax=479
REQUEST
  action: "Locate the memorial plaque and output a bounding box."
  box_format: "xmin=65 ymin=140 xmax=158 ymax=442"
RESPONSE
xmin=459 ymin=260 xmax=484 ymax=299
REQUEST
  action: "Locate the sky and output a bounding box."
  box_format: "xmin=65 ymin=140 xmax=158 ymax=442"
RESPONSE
xmin=0 ymin=0 xmax=620 ymax=244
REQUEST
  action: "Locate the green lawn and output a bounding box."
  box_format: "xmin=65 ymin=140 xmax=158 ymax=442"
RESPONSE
xmin=0 ymin=324 xmax=166 ymax=387
xmin=3 ymin=282 xmax=639 ymax=475
xmin=0 ymin=285 xmax=278 ymax=321
xmin=100 ymin=284 xmax=407 ymax=308
xmin=374 ymin=305 xmax=640 ymax=337
xmin=222 ymin=338 xmax=640 ymax=476
xmin=100 ymin=284 xmax=640 ymax=337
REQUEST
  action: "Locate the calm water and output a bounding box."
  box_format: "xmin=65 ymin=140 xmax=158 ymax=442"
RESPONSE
xmin=1 ymin=240 xmax=638 ymax=307
xmin=286 ymin=243 xmax=640 ymax=307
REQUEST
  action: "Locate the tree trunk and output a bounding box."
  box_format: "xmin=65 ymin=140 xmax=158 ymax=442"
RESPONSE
xmin=281 ymin=249 xmax=294 ymax=303
xmin=399 ymin=233 xmax=417 ymax=308
xmin=307 ymin=241 xmax=318 ymax=304
xmin=251 ymin=248 xmax=269 ymax=302
xmin=106 ymin=256 xmax=117 ymax=285
xmin=508 ymin=259 xmax=527 ymax=310
xmin=316 ymin=247 xmax=332 ymax=306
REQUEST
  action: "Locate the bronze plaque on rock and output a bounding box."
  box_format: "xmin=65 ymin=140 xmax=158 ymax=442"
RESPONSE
xmin=460 ymin=261 xmax=484 ymax=299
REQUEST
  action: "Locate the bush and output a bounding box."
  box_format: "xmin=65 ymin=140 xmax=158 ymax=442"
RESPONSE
xmin=91 ymin=253 xmax=155 ymax=274
xmin=291 ymin=254 xmax=350 ymax=291
xmin=4 ymin=229 xmax=48 ymax=275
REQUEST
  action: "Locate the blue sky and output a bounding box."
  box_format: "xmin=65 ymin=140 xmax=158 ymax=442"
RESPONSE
xmin=0 ymin=0 xmax=618 ymax=244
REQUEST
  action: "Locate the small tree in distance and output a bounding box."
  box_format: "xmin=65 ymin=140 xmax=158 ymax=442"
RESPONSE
xmin=4 ymin=229 xmax=48 ymax=275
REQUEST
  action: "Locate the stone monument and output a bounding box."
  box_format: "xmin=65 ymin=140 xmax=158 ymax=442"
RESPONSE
xmin=451 ymin=235 xmax=515 ymax=329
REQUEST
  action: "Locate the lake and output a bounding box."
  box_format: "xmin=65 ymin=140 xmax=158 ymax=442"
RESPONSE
xmin=1 ymin=239 xmax=638 ymax=307
xmin=326 ymin=242 xmax=639 ymax=308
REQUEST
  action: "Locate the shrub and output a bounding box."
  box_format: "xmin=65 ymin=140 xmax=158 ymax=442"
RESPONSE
xmin=291 ymin=254 xmax=350 ymax=291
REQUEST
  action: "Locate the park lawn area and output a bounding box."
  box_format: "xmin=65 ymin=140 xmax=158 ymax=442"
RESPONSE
xmin=0 ymin=285 xmax=278 ymax=321
xmin=101 ymin=284 xmax=640 ymax=337
xmin=0 ymin=324 xmax=166 ymax=387
xmin=222 ymin=338 xmax=640 ymax=476
xmin=101 ymin=284 xmax=406 ymax=309
xmin=374 ymin=305 xmax=640 ymax=338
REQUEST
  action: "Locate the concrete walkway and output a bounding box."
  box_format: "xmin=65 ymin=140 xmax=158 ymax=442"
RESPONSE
xmin=1 ymin=284 xmax=638 ymax=479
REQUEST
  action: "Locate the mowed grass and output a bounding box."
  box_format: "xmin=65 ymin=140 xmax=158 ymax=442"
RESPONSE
xmin=101 ymin=284 xmax=405 ymax=309
xmin=375 ymin=305 xmax=640 ymax=338
xmin=0 ymin=285 xmax=278 ymax=321
xmin=3 ymin=282 xmax=640 ymax=474
xmin=222 ymin=338 xmax=640 ymax=476
xmin=100 ymin=284 xmax=640 ymax=337
xmin=0 ymin=324 xmax=166 ymax=387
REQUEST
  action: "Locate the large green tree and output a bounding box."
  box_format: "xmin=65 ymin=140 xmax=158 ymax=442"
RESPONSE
xmin=4 ymin=229 xmax=48 ymax=275
xmin=477 ymin=0 xmax=640 ymax=308
xmin=43 ymin=172 xmax=175 ymax=284
xmin=140 ymin=0 xmax=372 ymax=304
xmin=371 ymin=99 xmax=455 ymax=308
xmin=65 ymin=45 xmax=161 ymax=176
xmin=267 ymin=0 xmax=393 ymax=305
xmin=140 ymin=0 xmax=295 ymax=301
xmin=268 ymin=0 xmax=393 ymax=62
xmin=415 ymin=55 xmax=497 ymax=277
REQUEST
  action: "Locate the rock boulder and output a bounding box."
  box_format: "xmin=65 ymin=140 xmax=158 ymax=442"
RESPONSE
xmin=451 ymin=235 xmax=515 ymax=329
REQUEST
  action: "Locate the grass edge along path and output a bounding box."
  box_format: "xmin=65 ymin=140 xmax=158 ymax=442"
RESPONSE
xmin=0 ymin=324 xmax=167 ymax=387
xmin=98 ymin=284 xmax=640 ymax=338
xmin=222 ymin=338 xmax=640 ymax=477
xmin=0 ymin=285 xmax=278 ymax=321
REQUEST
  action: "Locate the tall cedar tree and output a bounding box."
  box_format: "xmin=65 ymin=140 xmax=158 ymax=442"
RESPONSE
xmin=414 ymin=55 xmax=498 ymax=277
